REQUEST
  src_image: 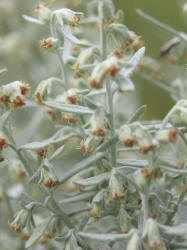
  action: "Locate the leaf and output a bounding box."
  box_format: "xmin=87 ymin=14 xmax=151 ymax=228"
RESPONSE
xmin=30 ymin=167 xmax=44 ymax=184
xmin=74 ymin=172 xmax=110 ymax=187
xmin=120 ymin=47 xmax=145 ymax=78
xmin=117 ymin=159 xmax=149 ymax=167
xmin=44 ymin=101 xmax=94 ymax=115
xmin=159 ymin=223 xmax=187 ymax=235
xmin=127 ymin=105 xmax=147 ymax=124
xmin=19 ymin=140 xmax=52 ymax=150
xmin=60 ymin=191 xmax=96 ymax=203
xmin=61 ymin=26 xmax=91 ymax=47
xmin=114 ymin=75 xmax=135 ymax=92
xmin=96 ymin=136 xmax=118 ymax=151
xmin=136 ymin=9 xmax=181 ymax=38
xmin=22 ymin=15 xmax=44 ymax=25
xmin=20 ymin=193 xmax=38 ymax=207
xmin=59 ymin=152 xmax=105 ymax=185
xmin=0 ymin=110 xmax=11 ymax=128
xmin=25 ymin=216 xmax=53 ymax=248
xmin=78 ymin=230 xmax=133 ymax=241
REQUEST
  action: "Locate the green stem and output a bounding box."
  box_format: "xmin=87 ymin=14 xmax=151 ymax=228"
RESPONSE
xmin=106 ymin=80 xmax=117 ymax=167
xmin=140 ymin=193 xmax=149 ymax=229
xmin=3 ymin=126 xmax=33 ymax=176
xmin=57 ymin=51 xmax=69 ymax=90
xmin=99 ymin=4 xmax=117 ymax=168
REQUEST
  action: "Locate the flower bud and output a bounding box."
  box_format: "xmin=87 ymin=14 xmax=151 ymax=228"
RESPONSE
xmin=55 ymin=8 xmax=83 ymax=27
xmin=108 ymin=171 xmax=124 ymax=199
xmin=90 ymin=203 xmax=101 ymax=219
xmin=126 ymin=231 xmax=143 ymax=250
xmin=124 ymin=31 xmax=144 ymax=51
xmin=80 ymin=137 xmax=102 ymax=155
xmin=74 ymin=47 xmax=97 ymax=69
xmin=35 ymin=2 xmax=51 ymax=23
xmin=145 ymin=219 xmax=166 ymax=250
xmin=40 ymin=37 xmax=59 ymax=52
xmin=43 ymin=174 xmax=59 ymax=188
xmin=65 ymin=88 xmax=79 ymax=104
xmin=20 ymin=228 xmax=30 ymax=241
xmin=118 ymin=206 xmax=131 ymax=233
xmin=98 ymin=0 xmax=115 ymax=24
xmin=46 ymin=108 xmax=61 ymax=121
xmin=0 ymin=81 xmax=30 ymax=108
xmin=90 ymin=56 xmax=120 ymax=89
xmin=90 ymin=110 xmax=108 ymax=137
xmin=9 ymin=209 xmax=28 ymax=233
xmin=34 ymin=79 xmax=51 ymax=104
xmin=89 ymin=63 xmax=106 ymax=89
xmin=134 ymin=126 xmax=156 ymax=154
xmin=169 ymin=100 xmax=187 ymax=127
xmin=0 ymin=132 xmax=8 ymax=151
xmin=156 ymin=128 xmax=178 ymax=143
xmin=90 ymin=189 xmax=105 ymax=219
xmin=62 ymin=113 xmax=77 ymax=125
xmin=134 ymin=168 xmax=153 ymax=193
xmin=119 ymin=125 xmax=136 ymax=147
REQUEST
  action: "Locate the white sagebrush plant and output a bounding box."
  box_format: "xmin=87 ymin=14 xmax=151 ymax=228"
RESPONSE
xmin=0 ymin=0 xmax=187 ymax=249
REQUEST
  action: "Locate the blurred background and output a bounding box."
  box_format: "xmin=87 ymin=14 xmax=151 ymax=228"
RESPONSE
xmin=0 ymin=0 xmax=186 ymax=120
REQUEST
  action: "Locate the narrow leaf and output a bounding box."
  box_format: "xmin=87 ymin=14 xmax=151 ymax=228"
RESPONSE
xmin=74 ymin=172 xmax=110 ymax=187
xmin=22 ymin=15 xmax=44 ymax=25
xmin=117 ymin=159 xmax=149 ymax=167
xmin=136 ymin=9 xmax=180 ymax=37
xmin=121 ymin=47 xmax=145 ymax=78
xmin=59 ymin=152 xmax=105 ymax=184
xmin=159 ymin=223 xmax=187 ymax=235
xmin=127 ymin=105 xmax=147 ymax=124
xmin=60 ymin=191 xmax=96 ymax=203
xmin=44 ymin=101 xmax=94 ymax=115
xmin=25 ymin=216 xmax=52 ymax=248
xmin=78 ymin=230 xmax=133 ymax=241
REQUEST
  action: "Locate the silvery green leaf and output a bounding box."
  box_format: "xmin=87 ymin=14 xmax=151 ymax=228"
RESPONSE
xmin=114 ymin=75 xmax=135 ymax=92
xmin=136 ymin=9 xmax=181 ymax=39
xmin=0 ymin=110 xmax=11 ymax=128
xmin=78 ymin=230 xmax=133 ymax=241
xmin=0 ymin=68 xmax=7 ymax=77
xmin=59 ymin=152 xmax=105 ymax=184
xmin=121 ymin=47 xmax=145 ymax=78
xmin=25 ymin=216 xmax=53 ymax=248
xmin=63 ymin=37 xmax=72 ymax=62
xmin=19 ymin=140 xmax=51 ymax=150
xmin=117 ymin=159 xmax=149 ymax=167
xmin=60 ymin=191 xmax=96 ymax=203
xmin=159 ymin=223 xmax=187 ymax=235
xmin=20 ymin=193 xmax=37 ymax=207
xmin=96 ymin=136 xmax=118 ymax=151
xmin=44 ymin=101 xmax=94 ymax=114
xmin=30 ymin=167 xmax=44 ymax=184
xmin=74 ymin=172 xmax=110 ymax=187
xmin=50 ymin=145 xmax=65 ymax=161
xmin=22 ymin=15 xmax=44 ymax=25
xmin=61 ymin=26 xmax=91 ymax=47
xmin=127 ymin=105 xmax=147 ymax=124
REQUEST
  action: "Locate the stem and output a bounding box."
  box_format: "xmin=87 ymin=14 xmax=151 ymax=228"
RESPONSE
xmin=99 ymin=3 xmax=117 ymax=168
xmin=140 ymin=193 xmax=149 ymax=229
xmin=106 ymin=80 xmax=117 ymax=167
xmin=3 ymin=126 xmax=33 ymax=176
xmin=48 ymin=195 xmax=74 ymax=229
xmin=57 ymin=51 xmax=69 ymax=90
